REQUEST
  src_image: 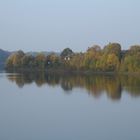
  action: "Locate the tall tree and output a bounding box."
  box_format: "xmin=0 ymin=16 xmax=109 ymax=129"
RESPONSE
xmin=60 ymin=48 xmax=74 ymax=58
xmin=6 ymin=50 xmax=25 ymax=68
xmin=35 ymin=53 xmax=46 ymax=69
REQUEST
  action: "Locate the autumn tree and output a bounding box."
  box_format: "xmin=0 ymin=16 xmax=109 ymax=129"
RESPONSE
xmin=21 ymin=55 xmax=35 ymax=68
xmin=69 ymin=53 xmax=85 ymax=70
xmin=98 ymin=43 xmax=121 ymax=71
xmin=46 ymin=54 xmax=61 ymax=67
xmin=121 ymin=45 xmax=140 ymax=72
xmin=5 ymin=43 xmax=140 ymax=73
xmin=104 ymin=43 xmax=121 ymax=59
xmin=6 ymin=50 xmax=25 ymax=69
xmin=34 ymin=53 xmax=46 ymax=69
xmin=83 ymin=45 xmax=102 ymax=70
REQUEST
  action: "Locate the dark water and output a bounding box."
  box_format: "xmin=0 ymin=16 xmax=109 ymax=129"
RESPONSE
xmin=0 ymin=71 xmax=140 ymax=140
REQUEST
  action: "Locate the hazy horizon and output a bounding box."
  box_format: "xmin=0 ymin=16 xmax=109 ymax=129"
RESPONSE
xmin=0 ymin=0 xmax=140 ymax=52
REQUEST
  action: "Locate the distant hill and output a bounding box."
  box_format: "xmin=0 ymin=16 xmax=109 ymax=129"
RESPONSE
xmin=0 ymin=49 xmax=11 ymax=69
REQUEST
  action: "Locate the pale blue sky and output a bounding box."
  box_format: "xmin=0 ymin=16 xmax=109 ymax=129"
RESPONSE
xmin=0 ymin=0 xmax=140 ymax=52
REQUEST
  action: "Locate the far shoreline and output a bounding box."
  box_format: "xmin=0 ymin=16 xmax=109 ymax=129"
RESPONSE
xmin=4 ymin=68 xmax=140 ymax=77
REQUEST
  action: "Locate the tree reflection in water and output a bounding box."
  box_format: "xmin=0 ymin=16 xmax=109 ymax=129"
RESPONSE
xmin=6 ymin=71 xmax=140 ymax=101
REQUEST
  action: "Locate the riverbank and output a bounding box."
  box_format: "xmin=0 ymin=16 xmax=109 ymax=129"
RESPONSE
xmin=5 ymin=67 xmax=140 ymax=77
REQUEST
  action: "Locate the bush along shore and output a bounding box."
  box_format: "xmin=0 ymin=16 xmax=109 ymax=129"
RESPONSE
xmin=5 ymin=43 xmax=140 ymax=74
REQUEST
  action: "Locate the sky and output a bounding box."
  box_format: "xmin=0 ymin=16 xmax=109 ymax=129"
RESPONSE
xmin=0 ymin=0 xmax=140 ymax=52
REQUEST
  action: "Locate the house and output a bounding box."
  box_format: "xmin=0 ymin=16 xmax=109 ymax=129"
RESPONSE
xmin=64 ymin=56 xmax=71 ymax=61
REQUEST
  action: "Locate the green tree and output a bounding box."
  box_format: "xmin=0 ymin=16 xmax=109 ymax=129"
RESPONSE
xmin=60 ymin=48 xmax=74 ymax=58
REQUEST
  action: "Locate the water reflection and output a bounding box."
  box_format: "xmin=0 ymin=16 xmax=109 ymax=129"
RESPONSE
xmin=6 ymin=71 xmax=140 ymax=100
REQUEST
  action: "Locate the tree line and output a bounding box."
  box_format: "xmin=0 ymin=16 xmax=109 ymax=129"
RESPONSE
xmin=5 ymin=43 xmax=140 ymax=73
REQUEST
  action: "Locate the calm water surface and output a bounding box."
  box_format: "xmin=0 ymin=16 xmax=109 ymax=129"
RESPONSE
xmin=0 ymin=71 xmax=140 ymax=140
